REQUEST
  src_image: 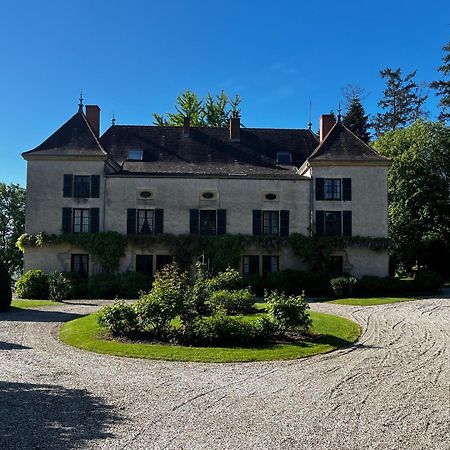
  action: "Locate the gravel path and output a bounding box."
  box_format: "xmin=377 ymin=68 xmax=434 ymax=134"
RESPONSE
xmin=1 ymin=298 xmax=450 ymax=450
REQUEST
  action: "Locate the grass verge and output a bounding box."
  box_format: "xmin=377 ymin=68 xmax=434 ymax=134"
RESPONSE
xmin=11 ymin=299 xmax=60 ymax=309
xmin=60 ymin=311 xmax=360 ymax=363
xmin=327 ymin=297 xmax=418 ymax=306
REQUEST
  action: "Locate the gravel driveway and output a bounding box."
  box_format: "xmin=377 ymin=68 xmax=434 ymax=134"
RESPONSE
xmin=0 ymin=298 xmax=449 ymax=450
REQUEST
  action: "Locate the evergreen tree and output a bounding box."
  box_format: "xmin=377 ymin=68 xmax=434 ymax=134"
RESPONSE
xmin=342 ymin=97 xmax=371 ymax=143
xmin=430 ymin=41 xmax=450 ymax=121
xmin=373 ymin=68 xmax=428 ymax=137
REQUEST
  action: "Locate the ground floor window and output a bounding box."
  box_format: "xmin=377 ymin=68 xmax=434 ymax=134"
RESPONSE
xmin=71 ymin=254 xmax=89 ymax=277
xmin=136 ymin=255 xmax=153 ymax=275
xmin=156 ymin=255 xmax=174 ymax=272
xmin=243 ymin=255 xmax=259 ymax=275
xmin=262 ymin=256 xmax=279 ymax=277
xmin=328 ymin=255 xmax=344 ymax=275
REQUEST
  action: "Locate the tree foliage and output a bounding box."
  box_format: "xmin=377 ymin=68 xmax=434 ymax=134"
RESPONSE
xmin=152 ymin=89 xmax=241 ymax=127
xmin=342 ymin=97 xmax=371 ymax=143
xmin=0 ymin=183 xmax=26 ymax=276
xmin=373 ymin=68 xmax=428 ymax=137
xmin=373 ymin=121 xmax=450 ymax=273
xmin=430 ymin=41 xmax=450 ymax=122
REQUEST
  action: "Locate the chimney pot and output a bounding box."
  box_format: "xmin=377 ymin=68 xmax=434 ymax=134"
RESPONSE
xmin=320 ymin=114 xmax=335 ymax=142
xmin=85 ymin=105 xmax=101 ymax=136
xmin=183 ymin=116 xmax=190 ymax=137
xmin=230 ymin=116 xmax=240 ymax=142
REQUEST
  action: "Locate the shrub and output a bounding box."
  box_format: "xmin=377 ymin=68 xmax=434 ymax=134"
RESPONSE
xmin=0 ymin=258 xmax=12 ymax=311
xmin=97 ymin=301 xmax=139 ymax=336
xmin=207 ymin=289 xmax=255 ymax=314
xmin=265 ymin=290 xmax=311 ymax=334
xmin=206 ymin=267 xmax=243 ymax=292
xmin=356 ymin=275 xmax=404 ymax=296
xmin=87 ymin=273 xmax=120 ymax=299
xmin=330 ymin=276 xmax=357 ymax=298
xmin=63 ymin=272 xmax=88 ymax=299
xmin=414 ymin=270 xmax=444 ymax=292
xmin=15 ymin=269 xmax=49 ymax=299
xmin=242 ymin=274 xmax=265 ymax=296
xmin=264 ymin=270 xmax=332 ymax=297
xmin=48 ymin=272 xmax=71 ymax=302
xmin=118 ymin=272 xmax=152 ymax=299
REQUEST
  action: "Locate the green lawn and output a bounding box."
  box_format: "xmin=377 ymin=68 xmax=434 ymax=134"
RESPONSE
xmin=327 ymin=297 xmax=418 ymax=306
xmin=60 ymin=310 xmax=360 ymax=363
xmin=11 ymin=299 xmax=60 ymax=309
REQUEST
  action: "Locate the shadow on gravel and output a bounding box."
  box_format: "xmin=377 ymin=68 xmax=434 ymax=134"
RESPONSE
xmin=0 ymin=381 xmax=122 ymax=450
xmin=0 ymin=341 xmax=31 ymax=350
xmin=0 ymin=307 xmax=82 ymax=323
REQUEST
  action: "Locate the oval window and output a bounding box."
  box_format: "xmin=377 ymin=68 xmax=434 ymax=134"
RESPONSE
xmin=265 ymin=193 xmax=277 ymax=200
xmin=202 ymin=192 xmax=215 ymax=199
xmin=140 ymin=191 xmax=152 ymax=198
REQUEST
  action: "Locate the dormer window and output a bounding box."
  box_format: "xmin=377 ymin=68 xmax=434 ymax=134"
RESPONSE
xmin=276 ymin=152 xmax=292 ymax=164
xmin=127 ymin=150 xmax=144 ymax=161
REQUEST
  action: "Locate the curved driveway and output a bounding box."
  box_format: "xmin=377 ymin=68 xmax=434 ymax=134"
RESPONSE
xmin=1 ymin=298 xmax=449 ymax=449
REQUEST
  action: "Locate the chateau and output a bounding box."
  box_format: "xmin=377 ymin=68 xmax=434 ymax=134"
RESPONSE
xmin=22 ymin=100 xmax=390 ymax=278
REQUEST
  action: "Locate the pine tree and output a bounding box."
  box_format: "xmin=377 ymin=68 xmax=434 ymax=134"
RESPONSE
xmin=342 ymin=97 xmax=371 ymax=143
xmin=373 ymin=68 xmax=428 ymax=137
xmin=430 ymin=41 xmax=450 ymax=121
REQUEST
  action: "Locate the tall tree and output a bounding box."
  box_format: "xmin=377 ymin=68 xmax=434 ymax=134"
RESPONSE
xmin=342 ymin=97 xmax=371 ymax=143
xmin=153 ymin=90 xmax=241 ymax=127
xmin=430 ymin=41 xmax=450 ymax=121
xmin=0 ymin=183 xmax=26 ymax=276
xmin=373 ymin=68 xmax=428 ymax=137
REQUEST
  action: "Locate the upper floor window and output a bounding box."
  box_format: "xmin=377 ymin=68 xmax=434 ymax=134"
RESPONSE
xmin=63 ymin=174 xmax=100 ymax=198
xmin=315 ymin=210 xmax=352 ymax=237
xmin=127 ymin=208 xmax=164 ymax=235
xmin=253 ymin=210 xmax=290 ymax=237
xmin=137 ymin=209 xmax=154 ymax=234
xmin=62 ymin=207 xmax=99 ymax=234
xmin=199 ymin=210 xmax=217 ymax=235
xmin=127 ymin=150 xmax=144 ymax=161
xmin=73 ymin=208 xmax=90 ymax=233
xmin=74 ymin=176 xmax=91 ymax=198
xmin=190 ymin=209 xmax=226 ymax=235
xmin=276 ymin=152 xmax=292 ymax=164
xmin=263 ymin=211 xmax=279 ymax=235
xmin=316 ymin=178 xmax=352 ymax=201
xmin=324 ymin=179 xmax=341 ymax=200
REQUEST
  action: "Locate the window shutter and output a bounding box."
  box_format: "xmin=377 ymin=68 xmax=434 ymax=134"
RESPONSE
xmin=253 ymin=210 xmax=262 ymax=235
xmin=62 ymin=208 xmax=72 ymax=234
xmin=90 ymin=208 xmax=100 ymax=233
xmin=63 ymin=175 xmax=73 ymax=198
xmin=190 ymin=209 xmax=199 ymax=234
xmin=315 ymin=178 xmax=325 ymax=201
xmin=90 ymin=175 xmax=100 ymax=198
xmin=315 ymin=210 xmax=325 ymax=236
xmin=343 ymin=178 xmax=352 ymax=201
xmin=280 ymin=210 xmax=290 ymax=237
xmin=127 ymin=209 xmax=136 ymax=235
xmin=343 ymin=211 xmax=352 ymax=237
xmin=217 ymin=209 xmax=226 ymax=235
xmin=155 ymin=209 xmax=164 ymax=234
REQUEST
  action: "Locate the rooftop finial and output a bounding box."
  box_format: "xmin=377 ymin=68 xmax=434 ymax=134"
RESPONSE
xmin=307 ymin=99 xmax=312 ymax=130
xmin=337 ymin=101 xmax=342 ymax=122
xmin=111 ymin=112 xmax=116 ymax=126
xmin=78 ymin=91 xmax=84 ymax=112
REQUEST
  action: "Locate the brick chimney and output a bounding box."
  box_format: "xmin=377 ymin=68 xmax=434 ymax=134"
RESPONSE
xmin=229 ymin=115 xmax=240 ymax=142
xmin=320 ymin=114 xmax=335 ymax=142
xmin=86 ymin=105 xmax=101 ymax=136
xmin=183 ymin=116 xmax=190 ymax=137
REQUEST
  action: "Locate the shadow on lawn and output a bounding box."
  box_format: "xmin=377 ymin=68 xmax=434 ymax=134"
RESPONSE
xmin=0 ymin=307 xmax=82 ymax=323
xmin=0 ymin=381 xmax=122 ymax=450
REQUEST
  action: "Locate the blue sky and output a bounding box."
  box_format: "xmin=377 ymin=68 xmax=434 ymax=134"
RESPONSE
xmin=1 ymin=0 xmax=449 ymax=186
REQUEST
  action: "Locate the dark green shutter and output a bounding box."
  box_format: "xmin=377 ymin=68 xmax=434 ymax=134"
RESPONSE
xmin=315 ymin=178 xmax=325 ymax=201
xmin=253 ymin=210 xmax=262 ymax=235
xmin=217 ymin=209 xmax=226 ymax=235
xmin=343 ymin=211 xmax=352 ymax=237
xmin=190 ymin=209 xmax=199 ymax=234
xmin=343 ymin=178 xmax=352 ymax=201
xmin=63 ymin=175 xmax=73 ymax=198
xmin=127 ymin=209 xmax=136 ymax=235
xmin=155 ymin=209 xmax=164 ymax=234
xmin=62 ymin=208 xmax=72 ymax=234
xmin=315 ymin=210 xmax=325 ymax=236
xmin=280 ymin=210 xmax=290 ymax=237
xmin=90 ymin=175 xmax=100 ymax=198
xmin=90 ymin=208 xmax=100 ymax=233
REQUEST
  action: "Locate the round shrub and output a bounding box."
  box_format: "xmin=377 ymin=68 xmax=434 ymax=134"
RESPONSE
xmin=0 ymin=258 xmax=12 ymax=311
xmin=207 ymin=289 xmax=255 ymax=314
xmin=87 ymin=273 xmax=120 ymax=299
xmin=49 ymin=272 xmax=71 ymax=302
xmin=356 ymin=275 xmax=403 ymax=296
xmin=15 ymin=269 xmax=49 ymax=299
xmin=97 ymin=301 xmax=139 ymax=336
xmin=63 ymin=272 xmax=88 ymax=299
xmin=206 ymin=267 xmax=243 ymax=292
xmin=330 ymin=276 xmax=357 ymax=298
xmin=264 ymin=270 xmax=332 ymax=297
xmin=118 ymin=272 xmax=152 ymax=299
xmin=414 ymin=270 xmax=444 ymax=292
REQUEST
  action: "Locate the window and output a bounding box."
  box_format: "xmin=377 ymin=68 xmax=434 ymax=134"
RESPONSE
xmin=73 ymin=209 xmax=90 ymax=233
xmin=156 ymin=255 xmax=174 ymax=272
xmin=137 ymin=210 xmax=154 ymax=234
xmin=136 ymin=255 xmax=153 ymax=275
xmin=263 ymin=256 xmax=279 ymax=276
xmin=276 ymin=152 xmax=292 ymax=164
xmin=71 ymin=254 xmax=89 ymax=277
xmin=263 ymin=211 xmax=279 ymax=235
xmin=324 ymin=179 xmax=341 ymax=200
xmin=73 ymin=176 xmax=91 ymax=198
xmin=324 ymin=211 xmax=342 ymax=236
xmin=199 ymin=210 xmax=217 ymax=235
xmin=243 ymin=256 xmax=259 ymax=275
xmin=328 ymin=255 xmax=344 ymax=275
xmin=316 ymin=211 xmax=352 ymax=237
xmin=127 ymin=150 xmax=144 ymax=161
